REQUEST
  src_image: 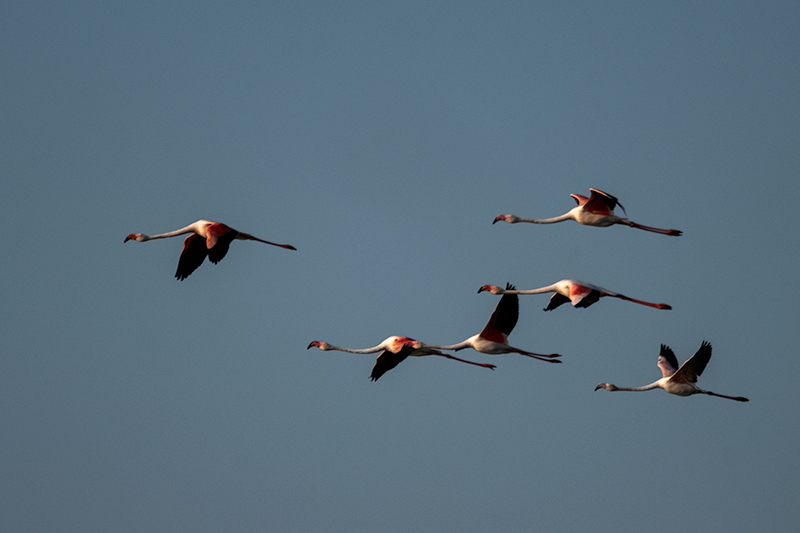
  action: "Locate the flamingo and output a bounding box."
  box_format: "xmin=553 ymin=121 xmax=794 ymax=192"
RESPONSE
xmin=493 ymin=188 xmax=682 ymax=236
xmin=426 ymin=284 xmax=561 ymax=363
xmin=124 ymin=220 xmax=296 ymax=280
xmin=478 ymin=279 xmax=671 ymax=311
xmin=306 ymin=336 xmax=496 ymax=381
xmin=594 ymin=341 xmax=749 ymax=401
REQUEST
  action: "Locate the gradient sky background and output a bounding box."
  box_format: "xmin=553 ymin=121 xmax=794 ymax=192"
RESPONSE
xmin=2 ymin=1 xmax=799 ymax=531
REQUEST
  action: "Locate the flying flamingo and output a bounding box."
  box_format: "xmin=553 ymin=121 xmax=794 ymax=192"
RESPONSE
xmin=478 ymin=279 xmax=671 ymax=311
xmin=306 ymin=336 xmax=496 ymax=381
xmin=426 ymin=284 xmax=561 ymax=363
xmin=594 ymin=341 xmax=749 ymax=402
xmin=493 ymin=188 xmax=682 ymax=236
xmin=124 ymin=220 xmax=296 ymax=280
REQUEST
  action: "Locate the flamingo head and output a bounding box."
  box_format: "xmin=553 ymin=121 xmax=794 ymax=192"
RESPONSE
xmin=478 ymin=284 xmax=504 ymax=295
xmin=307 ymin=340 xmax=331 ymax=350
xmin=493 ymin=214 xmax=519 ymax=224
xmin=594 ymin=383 xmax=618 ymax=392
xmin=124 ymin=233 xmax=147 ymax=243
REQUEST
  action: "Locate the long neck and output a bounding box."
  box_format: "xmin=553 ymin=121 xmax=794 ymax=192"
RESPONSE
xmin=425 ymin=339 xmax=472 ymax=352
xmin=325 ymin=343 xmax=386 ymax=354
xmin=143 ymin=223 xmax=200 ymax=241
xmin=503 ymin=284 xmax=559 ymax=295
xmin=516 ymin=213 xmax=575 ymax=225
xmin=612 ymin=382 xmax=661 ymax=392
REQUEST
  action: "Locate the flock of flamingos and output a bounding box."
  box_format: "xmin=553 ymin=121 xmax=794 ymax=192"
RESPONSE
xmin=125 ymin=188 xmax=748 ymax=402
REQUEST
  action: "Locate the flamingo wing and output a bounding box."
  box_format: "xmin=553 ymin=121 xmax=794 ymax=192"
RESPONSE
xmin=572 ymin=289 xmax=602 ymax=308
xmin=672 ymin=341 xmax=712 ymax=384
xmin=205 ymin=223 xmax=239 ymax=264
xmin=207 ymin=232 xmax=238 ymax=264
xmin=657 ymin=344 xmax=680 ymax=378
xmin=175 ymin=233 xmax=208 ymax=280
xmin=370 ymin=345 xmax=413 ymax=381
xmin=570 ymin=193 xmax=589 ymax=206
xmin=587 ymin=188 xmax=625 ymax=215
xmin=480 ymin=283 xmax=518 ymax=340
xmin=569 ymin=283 xmax=601 ymax=308
xmin=544 ymin=293 xmax=571 ymax=311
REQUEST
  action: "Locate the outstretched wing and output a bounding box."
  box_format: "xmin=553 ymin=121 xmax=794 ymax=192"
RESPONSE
xmin=370 ymin=345 xmax=413 ymax=381
xmin=672 ymin=341 xmax=712 ymax=384
xmin=481 ymin=283 xmax=518 ymax=340
xmin=570 ymin=193 xmax=589 ymax=206
xmin=657 ymin=344 xmax=680 ymax=378
xmin=587 ymin=188 xmax=626 ymax=216
xmin=175 ymin=233 xmax=208 ymax=280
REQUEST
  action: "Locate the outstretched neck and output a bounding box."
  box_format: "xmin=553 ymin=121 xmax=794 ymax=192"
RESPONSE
xmin=606 ymin=382 xmax=661 ymax=392
xmin=143 ymin=222 xmax=202 ymax=241
xmin=504 ymin=284 xmax=560 ymax=295
xmin=516 ymin=212 xmax=575 ymax=225
xmin=425 ymin=340 xmax=472 ymax=352
xmin=325 ymin=343 xmax=387 ymax=354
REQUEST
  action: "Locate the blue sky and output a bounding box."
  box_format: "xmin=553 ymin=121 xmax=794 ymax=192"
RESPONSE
xmin=2 ymin=1 xmax=799 ymax=531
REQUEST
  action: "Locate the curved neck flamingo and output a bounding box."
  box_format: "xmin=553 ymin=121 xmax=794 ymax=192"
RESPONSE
xmin=594 ymin=342 xmax=749 ymax=402
xmin=426 ymin=284 xmax=561 ymax=363
xmin=478 ymin=280 xmax=671 ymax=311
xmin=124 ymin=219 xmax=296 ymax=280
xmin=307 ymin=336 xmax=496 ymax=381
xmin=126 ymin=220 xmax=296 ymax=249
xmin=493 ymin=188 xmax=682 ymax=236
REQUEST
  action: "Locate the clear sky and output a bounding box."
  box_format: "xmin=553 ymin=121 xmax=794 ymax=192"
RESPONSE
xmin=2 ymin=1 xmax=799 ymax=531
